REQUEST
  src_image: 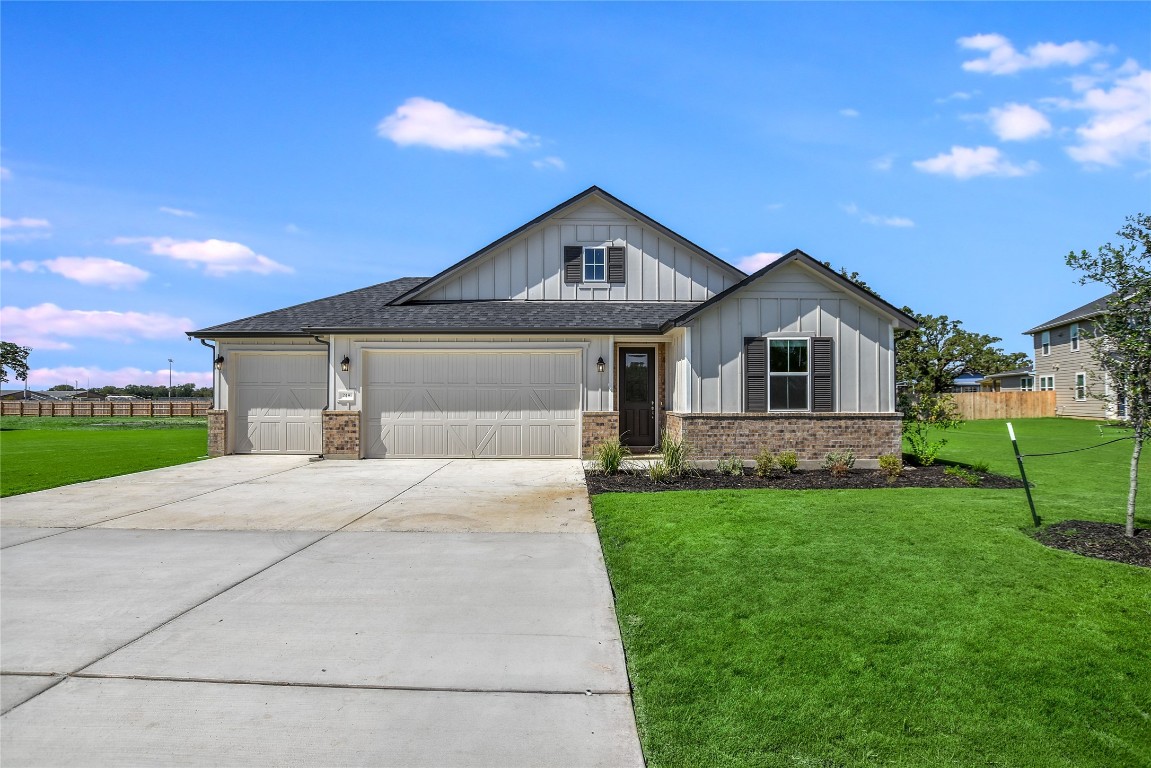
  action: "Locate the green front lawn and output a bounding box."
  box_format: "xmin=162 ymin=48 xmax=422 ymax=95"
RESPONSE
xmin=0 ymin=417 xmax=208 ymax=497
xmin=594 ymin=418 xmax=1149 ymax=767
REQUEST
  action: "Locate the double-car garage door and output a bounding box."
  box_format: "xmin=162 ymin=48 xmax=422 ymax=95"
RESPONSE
xmin=234 ymin=349 xmax=581 ymax=458
xmin=363 ymin=350 xmax=580 ymax=458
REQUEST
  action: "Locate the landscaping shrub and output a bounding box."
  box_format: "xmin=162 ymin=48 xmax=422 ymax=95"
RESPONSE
xmin=592 ymin=437 xmax=631 ymax=475
xmin=776 ymin=450 xmax=799 ymax=473
xmin=659 ymin=430 xmax=694 ymax=477
xmin=945 ymin=465 xmax=982 ymax=486
xmin=648 ymin=460 xmax=672 ymax=482
xmin=754 ymin=448 xmax=776 ymax=477
xmin=716 ymin=456 xmax=744 ymax=476
xmin=970 ymin=459 xmax=991 ymax=474
xmin=822 ymin=450 xmax=856 ymax=477
xmin=878 ymin=453 xmax=903 ymax=484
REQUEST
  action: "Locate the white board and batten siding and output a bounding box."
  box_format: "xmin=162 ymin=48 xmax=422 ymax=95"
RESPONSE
xmin=685 ymin=262 xmax=897 ymax=413
xmin=361 ymin=349 xmax=581 ymax=458
xmin=414 ymin=199 xmax=740 ymax=303
xmin=232 ymin=350 xmax=327 ymax=454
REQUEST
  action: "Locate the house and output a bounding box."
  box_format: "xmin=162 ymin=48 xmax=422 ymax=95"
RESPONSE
xmin=0 ymin=390 xmax=62 ymax=401
xmin=1023 ymin=293 xmax=1117 ymax=419
xmin=189 ymin=187 xmax=917 ymax=463
xmin=951 ymin=371 xmax=985 ymax=393
xmin=979 ymin=368 xmax=1034 ymax=392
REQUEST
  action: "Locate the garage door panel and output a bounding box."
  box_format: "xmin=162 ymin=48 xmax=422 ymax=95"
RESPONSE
xmin=235 ymin=354 xmax=324 ymax=455
xmin=364 ymin=351 xmax=581 ymax=458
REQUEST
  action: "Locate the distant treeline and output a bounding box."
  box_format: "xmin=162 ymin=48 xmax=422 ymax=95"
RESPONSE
xmin=47 ymin=384 xmax=212 ymax=399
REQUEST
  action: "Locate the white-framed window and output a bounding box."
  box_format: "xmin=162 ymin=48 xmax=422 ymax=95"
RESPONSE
xmin=1039 ymin=375 xmax=1055 ymax=391
xmin=1070 ymin=323 xmax=1079 ymax=351
xmin=1041 ymin=331 xmax=1050 ymax=356
xmin=1075 ymin=372 xmax=1087 ymax=401
xmin=583 ymin=247 xmax=606 ymax=282
xmin=1020 ymin=376 xmax=1034 ymax=391
xmin=768 ymin=338 xmax=809 ymax=410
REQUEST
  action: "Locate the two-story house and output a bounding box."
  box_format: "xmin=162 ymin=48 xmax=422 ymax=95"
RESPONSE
xmin=1024 ymin=293 xmax=1117 ymax=419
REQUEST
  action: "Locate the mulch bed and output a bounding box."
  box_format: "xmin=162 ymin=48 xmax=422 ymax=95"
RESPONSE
xmin=584 ymin=465 xmax=1024 ymax=495
xmin=1033 ymin=520 xmax=1151 ymax=568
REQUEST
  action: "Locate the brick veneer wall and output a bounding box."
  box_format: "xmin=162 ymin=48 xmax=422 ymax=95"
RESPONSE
xmin=207 ymin=410 xmax=227 ymax=457
xmin=323 ymin=411 xmax=361 ymax=459
xmin=665 ymin=412 xmax=902 ymax=462
xmin=582 ymin=411 xmax=620 ymax=458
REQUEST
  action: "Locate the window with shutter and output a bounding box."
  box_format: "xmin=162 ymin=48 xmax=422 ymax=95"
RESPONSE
xmin=811 ymin=337 xmax=834 ymax=412
xmin=563 ymin=246 xmax=583 ymax=284
xmin=744 ymin=337 xmax=767 ymax=412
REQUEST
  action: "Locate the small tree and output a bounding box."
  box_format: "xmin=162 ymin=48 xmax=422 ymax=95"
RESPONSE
xmin=1 ymin=341 xmax=31 ymax=386
xmin=900 ymin=390 xmax=963 ymax=466
xmin=1066 ymin=213 xmax=1150 ymax=537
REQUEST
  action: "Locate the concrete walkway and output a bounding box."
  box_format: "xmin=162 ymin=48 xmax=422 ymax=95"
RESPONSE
xmin=1 ymin=458 xmax=643 ymax=767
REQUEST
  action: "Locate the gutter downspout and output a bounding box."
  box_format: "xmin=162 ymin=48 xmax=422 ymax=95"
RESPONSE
xmin=312 ymin=335 xmax=333 ymax=411
xmin=198 ymin=339 xmax=217 ymax=409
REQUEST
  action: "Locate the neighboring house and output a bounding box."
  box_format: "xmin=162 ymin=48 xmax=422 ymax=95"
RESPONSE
xmin=0 ymin=390 xmax=62 ymax=401
xmin=951 ymin=371 xmax=985 ymax=393
xmin=189 ymin=187 xmax=917 ymax=462
xmin=1024 ymin=293 xmax=1117 ymax=419
xmin=979 ymin=368 xmax=1035 ymax=392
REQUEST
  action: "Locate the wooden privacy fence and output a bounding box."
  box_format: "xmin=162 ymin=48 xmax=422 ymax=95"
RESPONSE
xmin=0 ymin=400 xmax=211 ymax=417
xmin=951 ymin=391 xmax=1055 ymax=421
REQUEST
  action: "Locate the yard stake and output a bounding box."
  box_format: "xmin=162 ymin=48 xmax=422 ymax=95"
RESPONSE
xmin=1007 ymin=422 xmax=1040 ymax=527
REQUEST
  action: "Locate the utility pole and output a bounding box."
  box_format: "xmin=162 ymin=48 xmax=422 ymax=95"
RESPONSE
xmin=168 ymin=358 xmax=173 ymax=401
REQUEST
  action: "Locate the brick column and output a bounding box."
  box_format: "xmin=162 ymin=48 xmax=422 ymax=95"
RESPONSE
xmin=323 ymin=411 xmax=361 ymax=459
xmin=581 ymin=411 xmax=620 ymax=458
xmin=207 ymin=410 xmax=227 ymax=456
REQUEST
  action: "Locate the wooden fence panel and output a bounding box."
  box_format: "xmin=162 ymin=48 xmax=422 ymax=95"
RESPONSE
xmin=2 ymin=400 xmax=209 ymax=418
xmin=952 ymin=391 xmax=1055 ymax=420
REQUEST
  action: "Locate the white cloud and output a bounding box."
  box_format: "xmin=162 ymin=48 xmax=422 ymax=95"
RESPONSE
xmin=0 ymin=216 xmax=51 ymax=241
xmin=1 ymin=259 xmax=40 ymax=273
xmin=736 ymin=252 xmax=784 ymax=273
xmin=988 ymin=103 xmax=1052 ymax=141
xmin=159 ymin=206 xmax=198 ymax=218
xmin=285 ymin=223 xmax=303 ymax=235
xmin=26 ymin=365 xmax=213 ymax=388
xmin=871 ymin=155 xmax=895 ymax=172
xmin=1064 ymin=68 xmax=1151 ymax=167
xmin=842 ymin=203 xmax=915 ymax=228
xmin=42 ymin=257 xmax=150 ymax=288
xmin=913 ymin=145 xmax=1039 ymax=179
xmin=532 ymin=156 xmax=566 ymax=171
xmin=114 ymin=236 xmax=292 ymax=277
xmin=377 ymin=97 xmax=537 ymax=156
xmin=959 ymin=34 xmax=1104 ymax=75
xmin=840 ymin=108 xmax=860 ymax=118
xmin=0 ymin=167 xmax=11 ymax=180
xmin=936 ymin=91 xmax=977 ymax=103
xmin=0 ymin=303 xmax=194 ymax=350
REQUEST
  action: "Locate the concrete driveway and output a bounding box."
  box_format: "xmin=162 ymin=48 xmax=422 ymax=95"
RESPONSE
xmin=0 ymin=458 xmax=643 ymax=767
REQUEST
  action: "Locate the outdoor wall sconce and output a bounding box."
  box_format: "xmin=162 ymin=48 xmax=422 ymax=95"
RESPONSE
xmin=214 ymin=355 xmax=224 ymax=370
xmin=597 ymin=357 xmax=606 ymax=373
xmin=340 ymin=355 xmax=351 ymax=372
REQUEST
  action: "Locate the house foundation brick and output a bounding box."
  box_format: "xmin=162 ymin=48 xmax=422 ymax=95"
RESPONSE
xmin=323 ymin=411 xmax=361 ymax=459
xmin=666 ymin=412 xmax=902 ymax=462
xmin=207 ymin=410 xmax=227 ymax=457
xmin=582 ymin=411 xmax=620 ymax=458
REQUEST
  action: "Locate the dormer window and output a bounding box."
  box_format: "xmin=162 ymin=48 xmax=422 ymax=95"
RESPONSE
xmin=583 ymin=247 xmax=606 ymax=282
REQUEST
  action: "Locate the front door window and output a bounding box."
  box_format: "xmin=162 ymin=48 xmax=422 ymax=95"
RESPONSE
xmin=619 ymin=348 xmax=655 ymax=448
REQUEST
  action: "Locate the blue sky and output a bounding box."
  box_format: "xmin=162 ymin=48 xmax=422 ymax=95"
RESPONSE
xmin=2 ymin=2 xmax=1148 ymax=389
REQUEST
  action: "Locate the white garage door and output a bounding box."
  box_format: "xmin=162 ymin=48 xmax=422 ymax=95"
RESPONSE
xmin=363 ymin=350 xmax=581 ymax=458
xmin=234 ymin=353 xmax=326 ymax=454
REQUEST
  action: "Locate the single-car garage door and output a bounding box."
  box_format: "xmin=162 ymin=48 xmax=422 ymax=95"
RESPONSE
xmin=234 ymin=352 xmax=326 ymax=454
xmin=363 ymin=350 xmax=581 ymax=458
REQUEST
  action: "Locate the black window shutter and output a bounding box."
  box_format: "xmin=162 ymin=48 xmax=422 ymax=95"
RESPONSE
xmin=744 ymin=337 xmax=767 ymax=412
xmin=812 ymin=337 xmax=834 ymax=412
xmin=607 ymin=245 xmax=626 ymax=283
xmin=563 ymin=246 xmax=583 ymax=284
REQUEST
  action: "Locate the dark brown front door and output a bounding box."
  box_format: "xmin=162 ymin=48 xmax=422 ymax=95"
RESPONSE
xmin=619 ymin=348 xmax=656 ymax=448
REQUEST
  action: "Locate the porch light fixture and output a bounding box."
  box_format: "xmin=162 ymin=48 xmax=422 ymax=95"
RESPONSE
xmin=596 ymin=357 xmax=606 ymax=373
xmin=214 ymin=355 xmax=224 ymax=370
xmin=340 ymin=355 xmax=351 ymax=372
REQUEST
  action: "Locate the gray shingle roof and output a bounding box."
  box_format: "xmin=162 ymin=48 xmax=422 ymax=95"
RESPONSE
xmin=1023 ymin=292 xmax=1115 ymax=335
xmin=189 ymin=278 xmax=698 ymax=336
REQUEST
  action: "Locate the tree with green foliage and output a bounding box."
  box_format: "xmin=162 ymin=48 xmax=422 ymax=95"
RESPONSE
xmin=48 ymin=384 xmax=77 ymax=391
xmin=1 ymin=341 xmax=32 ymax=385
xmin=896 ymin=311 xmax=1032 ymax=394
xmin=1066 ymin=213 xmax=1150 ymax=537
